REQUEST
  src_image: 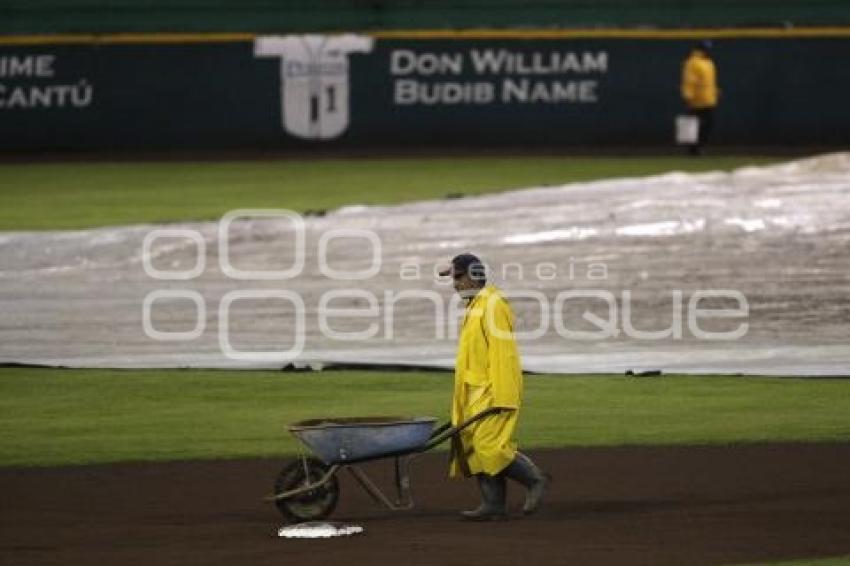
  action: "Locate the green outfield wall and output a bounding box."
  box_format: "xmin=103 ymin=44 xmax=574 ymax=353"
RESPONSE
xmin=1 ymin=30 xmax=848 ymax=151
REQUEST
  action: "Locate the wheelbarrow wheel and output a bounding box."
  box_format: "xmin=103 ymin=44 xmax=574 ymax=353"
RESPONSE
xmin=274 ymin=457 xmax=339 ymax=523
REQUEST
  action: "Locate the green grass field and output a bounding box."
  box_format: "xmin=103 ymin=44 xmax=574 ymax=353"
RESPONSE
xmin=3 ymin=153 xmax=846 ymax=474
xmin=1 ymin=368 xmax=848 ymax=467
xmin=0 ymin=156 xmax=780 ymax=230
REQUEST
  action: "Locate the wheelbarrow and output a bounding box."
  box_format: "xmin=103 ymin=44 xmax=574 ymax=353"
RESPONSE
xmin=267 ymin=407 xmax=501 ymax=523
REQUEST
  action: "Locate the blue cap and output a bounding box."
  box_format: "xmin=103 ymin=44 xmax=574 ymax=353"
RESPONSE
xmin=439 ymin=253 xmax=486 ymax=281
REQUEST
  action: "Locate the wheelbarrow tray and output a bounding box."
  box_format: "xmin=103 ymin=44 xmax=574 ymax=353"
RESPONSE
xmin=289 ymin=416 xmax=438 ymax=466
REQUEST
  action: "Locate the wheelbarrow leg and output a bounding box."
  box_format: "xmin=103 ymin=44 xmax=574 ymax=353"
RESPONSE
xmin=346 ymin=456 xmax=415 ymax=511
xmin=394 ymin=456 xmax=414 ymax=508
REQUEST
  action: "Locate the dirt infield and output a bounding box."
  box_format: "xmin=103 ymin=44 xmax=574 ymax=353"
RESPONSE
xmin=2 ymin=444 xmax=850 ymax=565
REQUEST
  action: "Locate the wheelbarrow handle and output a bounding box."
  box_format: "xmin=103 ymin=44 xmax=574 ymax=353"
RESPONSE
xmin=428 ymin=421 xmax=453 ymax=439
xmin=421 ymin=407 xmax=503 ymax=452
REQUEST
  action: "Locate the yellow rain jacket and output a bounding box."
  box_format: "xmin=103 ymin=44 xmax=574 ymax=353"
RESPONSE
xmin=449 ymin=284 xmax=522 ymax=478
xmin=681 ymin=51 xmax=718 ymax=109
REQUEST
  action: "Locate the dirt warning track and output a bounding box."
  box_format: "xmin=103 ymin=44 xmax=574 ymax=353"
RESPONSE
xmin=2 ymin=444 xmax=850 ymax=565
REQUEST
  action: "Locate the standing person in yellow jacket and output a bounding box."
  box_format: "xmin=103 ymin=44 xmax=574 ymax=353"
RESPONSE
xmin=681 ymin=40 xmax=719 ymax=155
xmin=439 ymin=253 xmax=547 ymax=521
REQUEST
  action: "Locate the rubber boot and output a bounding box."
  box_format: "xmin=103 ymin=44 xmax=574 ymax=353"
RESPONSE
xmin=503 ymin=452 xmax=548 ymax=515
xmin=460 ymin=473 xmax=507 ymax=521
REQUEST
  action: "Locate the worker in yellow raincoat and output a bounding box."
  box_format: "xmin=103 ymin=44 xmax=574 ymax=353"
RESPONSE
xmin=681 ymin=39 xmax=719 ymax=155
xmin=440 ymin=253 xmax=548 ymax=520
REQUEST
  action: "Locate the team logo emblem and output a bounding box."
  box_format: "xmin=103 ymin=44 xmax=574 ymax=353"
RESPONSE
xmin=255 ymin=34 xmax=374 ymax=140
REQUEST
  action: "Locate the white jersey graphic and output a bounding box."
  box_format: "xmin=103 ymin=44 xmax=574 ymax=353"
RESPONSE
xmin=255 ymin=34 xmax=374 ymax=140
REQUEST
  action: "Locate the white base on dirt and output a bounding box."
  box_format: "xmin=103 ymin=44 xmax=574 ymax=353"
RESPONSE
xmin=278 ymin=521 xmax=364 ymax=539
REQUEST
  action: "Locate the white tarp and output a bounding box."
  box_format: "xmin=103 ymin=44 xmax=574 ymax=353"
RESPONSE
xmin=1 ymin=153 xmax=849 ymax=375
